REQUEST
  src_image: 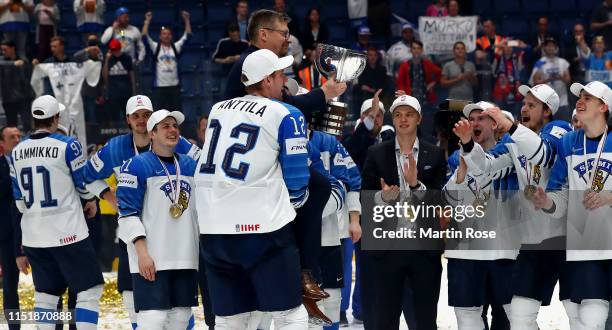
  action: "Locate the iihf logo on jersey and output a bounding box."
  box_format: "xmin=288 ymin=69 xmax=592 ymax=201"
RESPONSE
xmin=573 ymin=158 xmax=612 ymax=192
xmin=160 ymin=180 xmax=192 ymax=211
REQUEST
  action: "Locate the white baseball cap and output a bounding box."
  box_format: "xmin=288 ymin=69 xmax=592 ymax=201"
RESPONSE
xmin=389 ymin=95 xmax=421 ymax=114
xmin=31 ymin=95 xmax=66 ymax=119
xmin=126 ymin=95 xmax=154 ymax=116
xmin=502 ymin=110 xmax=515 ymax=123
xmin=570 ymin=81 xmax=612 ymax=107
xmin=360 ymin=98 xmax=385 ymax=115
xmin=518 ymin=84 xmax=560 ymax=114
xmin=462 ymin=101 xmax=496 ymax=118
xmin=242 ymin=49 xmax=293 ymax=86
xmin=147 ymin=109 xmax=185 ymax=132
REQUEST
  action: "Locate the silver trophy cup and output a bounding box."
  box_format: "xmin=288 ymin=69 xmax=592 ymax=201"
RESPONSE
xmin=312 ymin=44 xmax=367 ymax=135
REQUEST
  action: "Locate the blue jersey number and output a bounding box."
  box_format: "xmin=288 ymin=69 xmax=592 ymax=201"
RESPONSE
xmin=20 ymin=166 xmax=58 ymax=208
xmin=200 ymin=119 xmax=260 ymax=180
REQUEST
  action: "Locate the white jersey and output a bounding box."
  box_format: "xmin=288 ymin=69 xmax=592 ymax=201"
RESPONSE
xmin=10 ymin=132 xmax=93 ymax=248
xmin=444 ymin=150 xmax=520 ymax=260
xmin=547 ymin=129 xmax=612 ymax=261
xmin=30 ymin=60 xmax=101 ymax=147
xmin=100 ymin=25 xmax=145 ymax=62
xmin=116 ymin=152 xmax=199 ymax=272
xmin=195 ymin=95 xmax=310 ymax=234
xmin=463 ymin=121 xmax=572 ymax=245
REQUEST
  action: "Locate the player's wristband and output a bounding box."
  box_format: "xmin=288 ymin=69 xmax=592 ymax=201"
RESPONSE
xmin=542 ymin=202 xmax=556 ymax=214
xmin=461 ymin=140 xmax=474 ymax=153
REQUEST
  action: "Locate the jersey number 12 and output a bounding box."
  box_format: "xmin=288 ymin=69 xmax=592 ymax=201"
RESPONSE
xmin=199 ymin=119 xmax=260 ymax=180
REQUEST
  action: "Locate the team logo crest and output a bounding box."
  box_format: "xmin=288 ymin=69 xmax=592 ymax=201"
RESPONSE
xmin=573 ymin=158 xmax=612 ymax=190
xmin=160 ymin=180 xmax=192 ymax=211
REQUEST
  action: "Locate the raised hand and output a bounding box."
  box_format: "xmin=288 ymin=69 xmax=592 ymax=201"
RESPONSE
xmin=144 ymin=11 xmax=153 ymax=22
xmin=403 ymin=152 xmax=418 ymax=187
xmin=482 ymin=106 xmax=513 ymax=131
xmin=453 ymin=119 xmax=473 ymax=145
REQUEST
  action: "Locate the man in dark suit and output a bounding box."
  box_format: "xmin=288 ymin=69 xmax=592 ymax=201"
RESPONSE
xmin=360 ymin=95 xmax=447 ymax=329
xmin=224 ymin=9 xmax=346 ymax=115
xmin=0 ymin=126 xmax=23 ymax=330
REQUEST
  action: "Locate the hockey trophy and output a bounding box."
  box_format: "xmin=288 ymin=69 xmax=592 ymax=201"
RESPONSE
xmin=312 ymin=43 xmax=367 ymax=135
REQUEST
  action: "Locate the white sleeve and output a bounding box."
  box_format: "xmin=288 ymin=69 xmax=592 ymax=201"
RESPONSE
xmin=174 ymin=33 xmax=188 ymax=53
xmin=85 ymin=179 xmax=109 ymax=198
xmin=84 ymin=60 xmax=101 ymax=87
xmin=136 ymin=30 xmax=145 ymax=62
xmin=346 ymin=191 xmax=361 ymax=214
xmin=30 ymin=64 xmax=49 ymax=96
xmin=462 ymin=142 xmax=514 ymax=177
xmin=100 ymin=26 xmax=113 ymax=44
xmin=146 ymin=35 xmax=158 ymax=53
xmin=547 ymin=188 xmax=569 ymax=219
xmin=118 ymin=215 xmax=147 ymax=244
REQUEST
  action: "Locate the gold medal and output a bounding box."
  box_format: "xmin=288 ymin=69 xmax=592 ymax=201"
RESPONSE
xmin=524 ymin=184 xmax=537 ymax=200
xmin=169 ymin=203 xmax=183 ymax=219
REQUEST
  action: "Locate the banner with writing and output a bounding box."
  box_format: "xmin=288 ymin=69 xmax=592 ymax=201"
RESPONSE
xmin=418 ymin=16 xmax=478 ymax=55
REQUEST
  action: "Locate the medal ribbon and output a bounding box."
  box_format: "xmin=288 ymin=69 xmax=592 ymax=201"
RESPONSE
xmin=155 ymin=153 xmax=181 ymax=205
xmin=583 ymin=127 xmax=608 ymax=191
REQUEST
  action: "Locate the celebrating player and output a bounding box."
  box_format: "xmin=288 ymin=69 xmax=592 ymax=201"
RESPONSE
xmin=116 ymin=110 xmax=199 ymax=329
xmin=446 ymin=101 xmax=519 ymax=329
xmin=10 ymin=95 xmax=104 ymax=329
xmin=456 ymin=84 xmax=572 ymax=329
xmin=532 ymin=81 xmax=612 ymax=329
xmin=83 ymin=94 xmax=199 ymax=328
xmin=195 ymin=49 xmax=310 ymax=328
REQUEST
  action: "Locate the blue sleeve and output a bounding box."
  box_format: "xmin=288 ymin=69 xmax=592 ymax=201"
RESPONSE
xmin=278 ymin=107 xmax=310 ymax=208
xmin=175 ymin=136 xmax=201 ymax=161
xmin=84 ymin=141 xmax=116 ymax=184
xmin=537 ymin=121 xmax=572 ymax=168
xmin=180 ymin=155 xmax=197 ymax=177
xmin=446 ymin=150 xmax=460 ymax=181
xmin=65 ymin=138 xmax=94 ymax=200
xmin=116 ymin=157 xmax=146 ymax=218
xmin=309 ymin=139 xmax=346 ymax=207
xmin=338 ymin=143 xmax=361 ymax=192
xmin=546 ymin=135 xmax=571 ymax=192
xmin=9 ymin=159 xmax=22 ymax=201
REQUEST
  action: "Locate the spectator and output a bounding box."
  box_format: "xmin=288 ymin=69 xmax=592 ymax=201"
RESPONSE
xmin=347 ymin=0 xmax=367 ymax=28
xmin=491 ymin=42 xmax=524 ymax=112
xmin=300 ymin=8 xmax=329 ymax=51
xmin=440 ymin=41 xmax=477 ymax=101
xmin=142 ymin=10 xmax=192 ymax=112
xmin=528 ymin=17 xmax=557 ymax=63
xmin=591 ymin=0 xmax=612 ymax=51
xmin=73 ymin=34 xmax=104 ymax=123
xmin=0 ymin=40 xmax=33 ymax=132
xmin=476 ymin=19 xmax=506 ymax=62
xmin=273 ymin=0 xmax=300 ymax=39
xmin=213 ymin=23 xmax=248 ymax=76
xmin=229 ymin=0 xmax=249 ymax=40
xmin=0 ymin=0 xmax=34 ymax=59
xmin=197 ymin=114 xmax=207 ymax=147
xmin=530 ymin=37 xmax=571 ymax=120
xmin=354 ymin=25 xmax=372 ymax=52
xmin=297 ymin=46 xmax=326 ymax=91
xmin=73 ymin=0 xmax=106 ymax=42
xmin=425 ymin=0 xmax=448 ymax=17
xmin=564 ymin=23 xmax=590 ymax=85
xmin=42 ymin=35 xmax=71 ymax=63
xmin=581 ymin=36 xmax=612 ymax=88
xmin=33 ymin=0 xmax=60 ymax=62
xmin=447 ymin=0 xmax=459 ymax=17
xmin=396 ymin=40 xmax=442 ymax=106
xmin=100 ymin=7 xmax=145 ymax=64
xmin=356 ymin=47 xmax=388 ymax=116
xmin=385 ymin=23 xmax=415 ymax=78
xmin=102 ymin=39 xmax=134 ymax=125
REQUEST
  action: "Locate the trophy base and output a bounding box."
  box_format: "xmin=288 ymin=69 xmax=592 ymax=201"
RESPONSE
xmin=310 ymin=101 xmax=348 ymax=136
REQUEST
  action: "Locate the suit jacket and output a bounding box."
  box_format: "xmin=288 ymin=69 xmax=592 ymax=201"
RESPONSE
xmin=0 ymin=156 xmax=21 ymax=255
xmin=361 ymin=138 xmax=447 ymax=252
xmin=224 ymin=45 xmax=326 ymax=116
